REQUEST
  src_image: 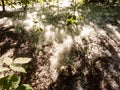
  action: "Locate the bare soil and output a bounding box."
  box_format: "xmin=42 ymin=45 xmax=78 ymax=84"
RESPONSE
xmin=0 ymin=4 xmax=120 ymax=90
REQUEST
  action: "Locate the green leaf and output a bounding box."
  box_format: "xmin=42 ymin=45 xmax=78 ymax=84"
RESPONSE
xmin=10 ymin=3 xmax=16 ymax=9
xmin=67 ymin=15 xmax=77 ymax=25
xmin=10 ymin=64 xmax=26 ymax=73
xmin=0 ymin=75 xmax=11 ymax=90
xmin=3 ymin=57 xmax=13 ymax=65
xmin=77 ymin=0 xmax=85 ymax=4
xmin=0 ymin=75 xmax=21 ymax=89
xmin=0 ymin=76 xmax=6 ymax=86
xmin=16 ymin=84 xmax=34 ymax=90
xmin=13 ymin=57 xmax=31 ymax=64
xmin=10 ymin=75 xmax=21 ymax=89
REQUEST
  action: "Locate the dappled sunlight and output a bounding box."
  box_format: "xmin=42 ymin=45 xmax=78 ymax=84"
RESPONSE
xmin=96 ymin=28 xmax=107 ymax=36
xmin=23 ymin=11 xmax=39 ymax=30
xmin=63 ymin=35 xmax=73 ymax=46
xmin=80 ymin=25 xmax=96 ymax=38
xmin=38 ymin=4 xmax=120 ymax=83
xmin=117 ymin=20 xmax=120 ymax=24
xmin=45 ymin=25 xmax=56 ymax=42
xmin=0 ymin=1 xmax=120 ymax=89
xmin=0 ymin=17 xmax=13 ymax=27
xmin=0 ymin=6 xmax=12 ymax=11
xmin=112 ymin=29 xmax=120 ymax=41
xmin=60 ymin=29 xmax=67 ymax=37
xmin=106 ymin=24 xmax=120 ymax=41
xmin=41 ymin=14 xmax=46 ymax=19
xmin=59 ymin=0 xmax=71 ymax=7
xmin=23 ymin=19 xmax=34 ymax=30
xmin=50 ymin=6 xmax=58 ymax=12
xmin=74 ymin=35 xmax=83 ymax=45
xmin=49 ymin=34 xmax=73 ymax=80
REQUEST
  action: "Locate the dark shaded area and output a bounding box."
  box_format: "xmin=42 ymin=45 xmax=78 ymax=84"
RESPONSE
xmin=85 ymin=0 xmax=118 ymax=4
xmin=0 ymin=25 xmax=31 ymax=57
xmin=0 ymin=6 xmax=28 ymax=23
xmin=49 ymin=74 xmax=78 ymax=90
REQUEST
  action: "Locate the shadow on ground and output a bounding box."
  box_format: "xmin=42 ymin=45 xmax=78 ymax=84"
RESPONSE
xmin=0 ymin=3 xmax=120 ymax=90
xmin=47 ymin=4 xmax=120 ymax=90
xmin=48 ymin=35 xmax=120 ymax=90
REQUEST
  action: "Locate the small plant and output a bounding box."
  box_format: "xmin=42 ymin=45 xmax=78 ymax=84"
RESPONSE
xmin=67 ymin=14 xmax=77 ymax=26
xmin=3 ymin=57 xmax=31 ymax=73
xmin=29 ymin=21 xmax=43 ymax=47
xmin=0 ymin=57 xmax=33 ymax=90
xmin=0 ymin=74 xmax=33 ymax=90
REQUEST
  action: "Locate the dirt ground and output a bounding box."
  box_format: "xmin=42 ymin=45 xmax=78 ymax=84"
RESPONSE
xmin=0 ymin=3 xmax=120 ymax=90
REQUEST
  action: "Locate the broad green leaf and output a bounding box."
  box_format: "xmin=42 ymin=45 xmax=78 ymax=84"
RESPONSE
xmin=13 ymin=57 xmax=31 ymax=64
xmin=0 ymin=75 xmax=11 ymax=90
xmin=10 ymin=74 xmax=21 ymax=89
xmin=10 ymin=64 xmax=26 ymax=73
xmin=3 ymin=57 xmax=13 ymax=65
xmin=0 ymin=75 xmax=21 ymax=89
xmin=16 ymin=84 xmax=34 ymax=90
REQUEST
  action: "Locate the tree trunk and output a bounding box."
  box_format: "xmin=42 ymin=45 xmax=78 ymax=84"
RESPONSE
xmin=1 ymin=0 xmax=5 ymax=12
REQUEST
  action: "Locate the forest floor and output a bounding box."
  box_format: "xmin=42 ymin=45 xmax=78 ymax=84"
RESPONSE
xmin=0 ymin=3 xmax=120 ymax=90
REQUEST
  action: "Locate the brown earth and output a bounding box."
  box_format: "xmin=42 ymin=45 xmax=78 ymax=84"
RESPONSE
xmin=0 ymin=4 xmax=120 ymax=90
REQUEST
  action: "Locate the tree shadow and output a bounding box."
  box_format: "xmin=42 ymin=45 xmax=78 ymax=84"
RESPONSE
xmin=0 ymin=24 xmax=38 ymax=85
xmin=80 ymin=3 xmax=120 ymax=41
xmin=36 ymin=5 xmax=81 ymax=40
xmin=21 ymin=3 xmax=120 ymax=90
xmin=48 ymin=72 xmax=80 ymax=90
xmin=48 ymin=32 xmax=120 ymax=90
xmin=0 ymin=2 xmax=120 ymax=90
xmin=0 ymin=10 xmax=27 ymax=19
xmin=79 ymin=35 xmax=120 ymax=90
